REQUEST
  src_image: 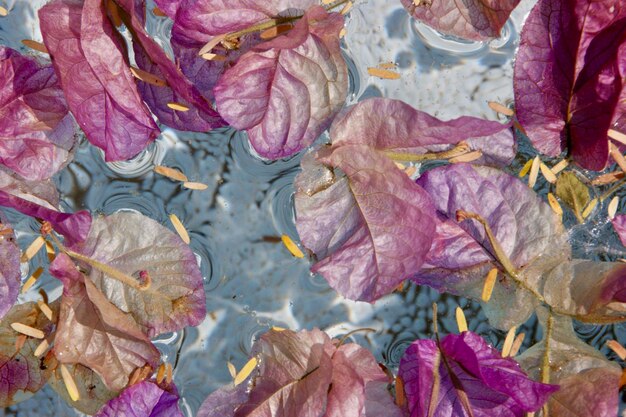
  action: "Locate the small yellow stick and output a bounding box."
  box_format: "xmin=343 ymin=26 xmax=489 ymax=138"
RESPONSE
xmin=60 ymin=364 xmax=80 ymax=402
xmin=455 ymin=307 xmax=468 ymax=333
xmin=234 ymin=357 xmax=258 ymax=386
xmin=481 ymin=268 xmax=498 ymax=302
xmin=501 ymin=327 xmax=516 ymax=357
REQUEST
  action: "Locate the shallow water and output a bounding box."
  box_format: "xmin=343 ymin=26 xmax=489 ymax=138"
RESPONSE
xmin=1 ymin=0 xmax=625 ymax=415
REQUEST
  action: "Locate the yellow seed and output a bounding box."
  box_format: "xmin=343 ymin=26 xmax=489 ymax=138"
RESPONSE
xmin=539 ymin=162 xmax=557 ymax=183
xmin=21 ymin=236 xmax=45 ymax=262
xmin=378 ymin=62 xmax=396 ymax=69
xmin=528 ymin=156 xmax=540 ymax=188
xmin=152 ymin=6 xmax=167 ymax=17
xmin=21 ymin=39 xmax=48 ymax=53
xmin=481 ymin=268 xmax=497 ymax=302
xmin=518 ymin=159 xmax=533 ymax=177
xmin=339 ymin=28 xmax=346 ymax=38
xmin=37 ymin=300 xmax=54 ymax=322
xmin=165 ymin=363 xmax=173 ymax=384
xmin=21 ymin=267 xmax=44 ymax=294
xmin=183 ymin=181 xmax=208 ymax=190
xmin=0 ymin=6 xmax=7 ymax=16
xmin=34 ymin=339 xmax=49 ymax=357
xmin=550 ymin=159 xmax=569 ymax=175
xmin=271 ymin=326 xmax=287 ymax=332
xmin=130 ymin=66 xmax=167 ymax=87
xmin=609 ymin=142 xmax=626 ymax=172
xmin=449 ymin=150 xmax=482 ymax=164
xmin=166 ymin=102 xmax=190 ymax=112
xmin=509 ymin=332 xmax=525 ymax=357
xmin=487 ymin=101 xmax=514 ymax=117
xmin=582 ymin=198 xmax=597 ymax=219
xmin=60 ymin=364 xmax=80 ymax=402
xmin=200 ymin=53 xmax=227 ymax=61
xmin=367 ymin=67 xmax=401 ymax=80
xmin=156 ymin=363 xmax=166 ymax=384
xmin=281 ymin=234 xmax=304 ymax=258
xmin=608 ymin=196 xmax=619 ymax=220
xmin=154 ymin=165 xmax=188 ymax=182
xmin=234 ymin=357 xmax=258 ymax=386
xmin=322 ymin=0 xmax=334 ymax=3
xmin=547 ymin=193 xmax=563 ymax=217
xmin=608 ymin=129 xmax=626 ymax=146
xmin=340 ymin=1 xmax=353 ymax=14
xmin=169 ymin=214 xmax=190 ymax=244
xmin=592 ymin=171 xmax=625 ymax=185
xmin=455 ymin=307 xmax=468 ymax=333
xmin=501 ymin=326 xmax=516 ymax=357
xmin=607 ymin=340 xmax=626 ymax=360
xmin=227 ymin=361 xmax=237 ymax=379
xmin=11 ymin=322 xmax=44 ymax=339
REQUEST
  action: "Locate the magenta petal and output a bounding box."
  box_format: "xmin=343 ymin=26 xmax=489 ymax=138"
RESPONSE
xmin=330 ymin=98 xmax=515 ymax=167
xmin=95 ymin=380 xmax=184 ymax=417
xmin=197 ymin=383 xmax=250 ymax=417
xmin=39 ymin=0 xmax=160 ymax=161
xmin=113 ymin=0 xmax=225 ymax=132
xmin=399 ymin=332 xmax=558 ymax=417
xmin=214 ymin=6 xmax=347 ymax=159
xmin=0 ymin=47 xmax=77 ymax=180
xmin=0 ymin=217 xmax=20 ymax=320
xmin=0 ymin=190 xmax=91 ymax=245
xmin=612 ymin=214 xmax=626 ymax=246
xmin=296 ymin=146 xmax=437 ymax=302
xmin=514 ymin=0 xmax=626 ymax=170
xmin=400 ymin=0 xmax=521 ymax=41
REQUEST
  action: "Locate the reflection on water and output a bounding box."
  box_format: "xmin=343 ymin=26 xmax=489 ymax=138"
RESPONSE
xmin=2 ymin=0 xmax=625 ymax=415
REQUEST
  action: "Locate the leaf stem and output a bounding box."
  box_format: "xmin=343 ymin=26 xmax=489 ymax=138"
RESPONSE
xmin=541 ymin=311 xmax=554 ymax=416
xmin=599 ymin=176 xmax=626 ymax=202
xmin=384 ymin=142 xmax=470 ymax=162
xmin=336 ymin=328 xmax=376 ymax=346
xmin=48 ymin=234 xmax=150 ymax=291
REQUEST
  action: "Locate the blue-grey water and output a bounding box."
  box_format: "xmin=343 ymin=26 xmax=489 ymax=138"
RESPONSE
xmin=1 ymin=0 xmax=624 ymax=415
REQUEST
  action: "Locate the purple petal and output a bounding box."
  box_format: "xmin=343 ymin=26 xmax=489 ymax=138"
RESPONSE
xmin=50 ymin=253 xmax=161 ymax=391
xmin=0 ymin=189 xmax=91 ymax=245
xmin=295 ymin=146 xmax=437 ymax=302
xmin=214 ymin=6 xmax=347 ymax=159
xmin=400 ymin=0 xmax=521 ymax=41
xmin=399 ymin=332 xmax=557 ymax=417
xmin=612 ymin=214 xmax=626 ymax=246
xmin=69 ymin=211 xmax=206 ymax=337
xmin=197 ymin=383 xmax=249 ymax=417
xmin=0 ymin=302 xmax=57 ymax=407
xmin=514 ymin=0 xmax=626 ymax=170
xmin=114 ymin=0 xmax=225 ymax=132
xmin=39 ymin=0 xmax=160 ymax=161
xmin=413 ymin=163 xmax=568 ymax=328
xmin=330 ymin=98 xmax=516 ymax=167
xmin=95 ymin=380 xmax=184 ymax=417
xmin=0 ymin=47 xmax=77 ymax=180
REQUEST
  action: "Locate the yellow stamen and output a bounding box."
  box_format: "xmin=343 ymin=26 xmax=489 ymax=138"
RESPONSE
xmin=455 ymin=307 xmax=468 ymax=333
xmin=169 ymin=214 xmax=190 ymax=244
xmin=481 ymin=268 xmax=498 ymax=302
xmin=234 ymin=357 xmax=258 ymax=386
xmin=281 ymin=234 xmax=304 ymax=258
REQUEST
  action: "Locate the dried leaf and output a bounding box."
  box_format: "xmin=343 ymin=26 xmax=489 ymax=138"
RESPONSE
xmin=555 ymin=172 xmax=590 ymax=223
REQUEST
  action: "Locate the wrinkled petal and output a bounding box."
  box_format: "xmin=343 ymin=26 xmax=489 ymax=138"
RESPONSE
xmin=400 ymin=0 xmax=521 ymax=41
xmin=214 ymin=6 xmax=347 ymax=159
xmin=197 ymin=383 xmax=250 ymax=417
xmin=0 ymin=302 xmax=57 ymax=406
xmin=39 ymin=0 xmax=160 ymax=161
xmin=296 ymin=146 xmax=437 ymax=302
xmin=50 ymin=253 xmax=161 ymax=391
xmin=0 ymin=217 xmax=20 ymax=320
xmin=399 ymin=332 xmax=557 ymax=417
xmin=95 ymin=380 xmax=184 ymax=417
xmin=330 ymin=98 xmax=515 ymax=167
xmin=0 ymin=47 xmax=77 ymax=180
xmin=514 ymin=0 xmax=626 ymax=170
xmin=413 ymin=163 xmax=569 ymax=329
xmin=70 ymin=211 xmax=206 ymax=337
